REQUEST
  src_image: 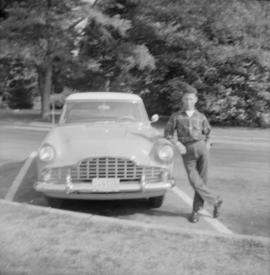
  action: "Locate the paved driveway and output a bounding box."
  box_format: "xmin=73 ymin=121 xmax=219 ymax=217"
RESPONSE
xmin=1 ymin=124 xmax=270 ymax=237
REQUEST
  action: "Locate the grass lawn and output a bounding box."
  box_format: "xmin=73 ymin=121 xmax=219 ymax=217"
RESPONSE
xmin=0 ymin=201 xmax=269 ymax=275
xmin=0 ymin=108 xmax=60 ymax=125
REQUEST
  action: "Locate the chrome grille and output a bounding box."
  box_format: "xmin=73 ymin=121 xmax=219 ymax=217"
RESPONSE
xmin=70 ymin=157 xmax=162 ymax=183
xmin=40 ymin=167 xmax=69 ymax=184
xmin=144 ymin=166 xmax=163 ymax=183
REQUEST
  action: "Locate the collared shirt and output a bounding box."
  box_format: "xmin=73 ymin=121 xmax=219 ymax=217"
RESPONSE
xmin=164 ymin=109 xmax=211 ymax=144
xmin=185 ymin=110 xmax=195 ymax=117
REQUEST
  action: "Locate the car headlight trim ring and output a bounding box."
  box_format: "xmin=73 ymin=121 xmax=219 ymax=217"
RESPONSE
xmin=38 ymin=144 xmax=56 ymax=162
xmin=157 ymin=144 xmax=174 ymax=162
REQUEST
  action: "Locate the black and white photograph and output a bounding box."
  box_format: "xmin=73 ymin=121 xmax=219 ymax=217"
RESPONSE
xmin=0 ymin=0 xmax=269 ymax=274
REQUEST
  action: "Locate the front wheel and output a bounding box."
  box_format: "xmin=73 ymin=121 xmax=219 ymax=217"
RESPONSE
xmin=45 ymin=196 xmax=63 ymax=208
xmin=148 ymin=196 xmax=164 ymax=208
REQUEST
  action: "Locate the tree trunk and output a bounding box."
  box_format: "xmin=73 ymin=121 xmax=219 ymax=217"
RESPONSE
xmin=105 ymin=78 xmax=111 ymax=92
xmin=43 ymin=61 xmax=52 ymax=120
xmin=38 ymin=62 xmax=52 ymax=120
xmin=38 ymin=67 xmax=45 ymax=116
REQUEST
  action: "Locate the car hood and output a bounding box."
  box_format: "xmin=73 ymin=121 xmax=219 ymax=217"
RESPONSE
xmin=40 ymin=123 xmax=167 ymax=167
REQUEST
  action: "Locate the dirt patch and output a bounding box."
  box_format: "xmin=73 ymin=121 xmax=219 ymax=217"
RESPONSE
xmin=0 ymin=201 xmax=269 ymax=275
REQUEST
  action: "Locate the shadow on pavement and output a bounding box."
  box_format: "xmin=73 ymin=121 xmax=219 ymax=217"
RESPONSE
xmin=56 ymin=199 xmax=189 ymax=220
xmin=0 ymin=161 xmax=23 ymax=199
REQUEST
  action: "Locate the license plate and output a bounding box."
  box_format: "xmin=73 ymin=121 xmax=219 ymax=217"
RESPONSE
xmin=92 ymin=178 xmax=120 ymax=192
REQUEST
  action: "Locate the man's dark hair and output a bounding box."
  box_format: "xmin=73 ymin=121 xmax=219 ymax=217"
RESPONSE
xmin=180 ymin=83 xmax=198 ymax=96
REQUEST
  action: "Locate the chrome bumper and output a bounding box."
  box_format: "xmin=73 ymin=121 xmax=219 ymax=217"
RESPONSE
xmin=34 ymin=180 xmax=175 ymax=198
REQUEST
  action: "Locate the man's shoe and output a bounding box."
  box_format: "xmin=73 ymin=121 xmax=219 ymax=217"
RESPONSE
xmin=213 ymin=199 xmax=223 ymax=218
xmin=189 ymin=211 xmax=200 ymax=223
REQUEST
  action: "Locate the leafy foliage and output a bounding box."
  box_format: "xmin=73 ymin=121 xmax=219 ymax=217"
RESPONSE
xmin=0 ymin=0 xmax=100 ymax=117
xmin=95 ymin=0 xmax=270 ymax=126
xmin=1 ymin=0 xmax=270 ymax=126
xmin=4 ymin=60 xmax=36 ymax=109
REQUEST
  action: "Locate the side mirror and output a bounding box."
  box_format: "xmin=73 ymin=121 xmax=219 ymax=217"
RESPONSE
xmin=151 ymin=114 xmax=159 ymax=123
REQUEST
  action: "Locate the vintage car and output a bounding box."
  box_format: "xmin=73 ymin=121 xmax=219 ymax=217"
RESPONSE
xmin=34 ymin=92 xmax=175 ymax=208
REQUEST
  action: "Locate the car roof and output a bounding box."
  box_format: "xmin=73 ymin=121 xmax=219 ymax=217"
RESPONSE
xmin=66 ymin=92 xmax=142 ymax=102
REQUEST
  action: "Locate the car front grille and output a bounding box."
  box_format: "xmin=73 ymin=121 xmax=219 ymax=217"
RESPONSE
xmin=70 ymin=157 xmax=162 ymax=183
xmin=44 ymin=158 xmax=163 ymax=184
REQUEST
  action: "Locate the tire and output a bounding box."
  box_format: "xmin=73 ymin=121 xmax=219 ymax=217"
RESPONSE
xmin=148 ymin=195 xmax=164 ymax=208
xmin=46 ymin=196 xmax=63 ymax=208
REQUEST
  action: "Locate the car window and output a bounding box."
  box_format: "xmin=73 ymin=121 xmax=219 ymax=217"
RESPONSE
xmin=62 ymin=101 xmax=149 ymax=123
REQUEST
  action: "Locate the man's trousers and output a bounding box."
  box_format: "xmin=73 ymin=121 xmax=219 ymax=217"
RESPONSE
xmin=182 ymin=140 xmax=218 ymax=212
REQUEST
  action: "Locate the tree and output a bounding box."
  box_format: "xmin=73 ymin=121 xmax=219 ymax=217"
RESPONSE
xmin=0 ymin=0 xmax=152 ymax=118
xmin=66 ymin=0 xmax=156 ymax=95
xmin=0 ymin=0 xmax=98 ymax=119
xmin=5 ymin=60 xmax=36 ymax=109
xmin=97 ymin=0 xmax=270 ymax=125
xmin=1 ymin=0 xmax=270 ymax=126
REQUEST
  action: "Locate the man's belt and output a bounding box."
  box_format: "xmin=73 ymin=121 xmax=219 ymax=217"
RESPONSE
xmin=182 ymin=139 xmax=204 ymax=146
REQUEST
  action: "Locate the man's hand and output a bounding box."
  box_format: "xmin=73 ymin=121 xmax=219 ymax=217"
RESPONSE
xmin=175 ymin=141 xmax=187 ymax=155
xmin=166 ymin=138 xmax=186 ymax=155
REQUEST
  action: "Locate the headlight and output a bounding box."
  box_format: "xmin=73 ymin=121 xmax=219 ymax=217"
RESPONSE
xmin=157 ymin=145 xmax=174 ymax=162
xmin=38 ymin=144 xmax=55 ymax=162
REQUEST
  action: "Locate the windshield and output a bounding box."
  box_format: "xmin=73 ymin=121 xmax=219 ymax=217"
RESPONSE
xmin=61 ymin=100 xmax=149 ymax=124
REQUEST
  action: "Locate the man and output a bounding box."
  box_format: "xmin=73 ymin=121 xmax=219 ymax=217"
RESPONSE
xmin=164 ymin=84 xmax=222 ymax=223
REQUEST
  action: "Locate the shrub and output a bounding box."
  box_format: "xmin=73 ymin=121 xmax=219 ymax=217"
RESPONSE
xmin=5 ymin=86 xmax=34 ymax=109
xmin=4 ymin=61 xmax=36 ymax=109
